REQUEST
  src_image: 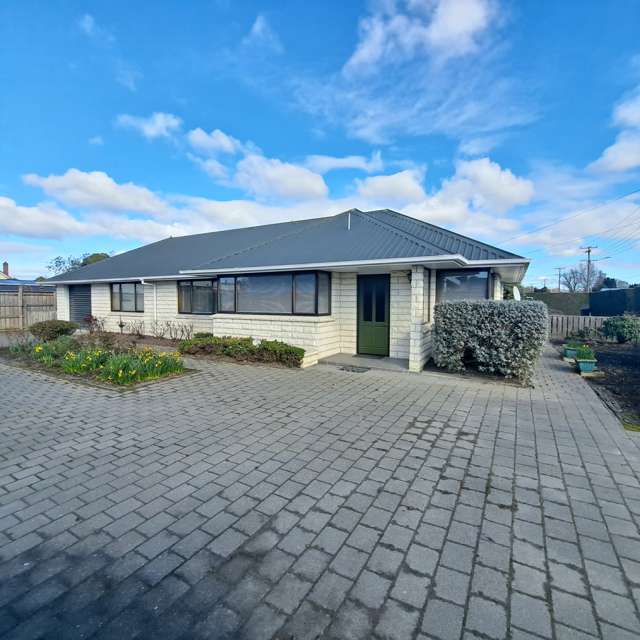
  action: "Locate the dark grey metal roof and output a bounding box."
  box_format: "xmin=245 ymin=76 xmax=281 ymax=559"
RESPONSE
xmin=48 ymin=209 xmax=525 ymax=282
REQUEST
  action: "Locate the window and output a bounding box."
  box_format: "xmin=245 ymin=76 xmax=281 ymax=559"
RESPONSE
xmin=110 ymin=282 xmax=144 ymax=312
xmin=177 ymin=280 xmax=217 ymax=314
xmin=436 ymin=269 xmax=489 ymax=302
xmin=293 ymin=273 xmax=315 ymax=314
xmin=218 ymin=271 xmax=331 ymax=316
xmin=218 ymin=277 xmax=236 ymax=312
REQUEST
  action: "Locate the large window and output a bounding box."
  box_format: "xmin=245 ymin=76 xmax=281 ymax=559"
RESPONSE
xmin=436 ymin=269 xmax=489 ymax=302
xmin=110 ymin=283 xmax=145 ymax=312
xmin=178 ymin=280 xmax=217 ymax=314
xmin=218 ymin=271 xmax=331 ymax=316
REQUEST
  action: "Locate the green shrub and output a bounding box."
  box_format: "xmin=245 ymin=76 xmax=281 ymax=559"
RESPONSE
xmin=30 ymin=320 xmax=78 ymax=341
xmin=565 ymin=340 xmax=582 ymax=349
xmin=575 ymin=345 xmax=595 ymax=360
xmin=600 ymin=315 xmax=640 ymax=344
xmin=177 ymin=335 xmax=304 ymax=367
xmin=433 ymin=300 xmax=548 ymax=386
xmin=255 ymin=340 xmax=305 ymax=367
xmin=60 ymin=348 xmax=111 ymax=375
xmin=194 ymin=332 xmax=214 ymax=339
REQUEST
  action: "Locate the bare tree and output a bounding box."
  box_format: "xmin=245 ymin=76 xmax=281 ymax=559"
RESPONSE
xmin=561 ymin=263 xmax=606 ymax=292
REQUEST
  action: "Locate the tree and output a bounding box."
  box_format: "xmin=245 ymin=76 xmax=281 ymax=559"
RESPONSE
xmin=561 ymin=263 xmax=606 ymax=292
xmin=47 ymin=252 xmax=109 ymax=275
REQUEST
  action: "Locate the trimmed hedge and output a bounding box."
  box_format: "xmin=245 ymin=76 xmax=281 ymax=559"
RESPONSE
xmin=433 ymin=300 xmax=548 ymax=386
xmin=600 ymin=314 xmax=640 ymax=344
xmin=30 ymin=320 xmax=78 ymax=341
xmin=177 ymin=335 xmax=305 ymax=368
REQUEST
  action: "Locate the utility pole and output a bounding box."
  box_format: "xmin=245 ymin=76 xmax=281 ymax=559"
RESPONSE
xmin=580 ymin=246 xmax=597 ymax=293
xmin=554 ymin=267 xmax=564 ymax=292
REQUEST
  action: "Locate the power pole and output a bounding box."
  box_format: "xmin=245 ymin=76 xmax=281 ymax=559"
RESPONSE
xmin=580 ymin=246 xmax=597 ymax=292
xmin=554 ymin=267 xmax=564 ymax=292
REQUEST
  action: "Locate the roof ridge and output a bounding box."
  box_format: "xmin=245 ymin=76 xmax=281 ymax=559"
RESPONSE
xmin=357 ymin=210 xmax=436 ymax=254
xmin=190 ymin=211 xmax=349 ymax=270
xmin=368 ymin=209 xmax=524 ymax=259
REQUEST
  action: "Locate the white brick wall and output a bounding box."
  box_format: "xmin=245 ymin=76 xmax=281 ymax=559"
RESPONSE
xmin=390 ymin=271 xmax=411 ymax=359
xmin=55 ymin=285 xmax=70 ymax=321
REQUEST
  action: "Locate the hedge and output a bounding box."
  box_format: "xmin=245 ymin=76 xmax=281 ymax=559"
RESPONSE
xmin=29 ymin=320 xmax=79 ymax=341
xmin=177 ymin=335 xmax=305 ymax=368
xmin=433 ymin=300 xmax=548 ymax=386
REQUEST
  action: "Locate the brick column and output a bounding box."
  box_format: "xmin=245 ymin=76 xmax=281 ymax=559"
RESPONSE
xmin=409 ymin=265 xmax=425 ymax=372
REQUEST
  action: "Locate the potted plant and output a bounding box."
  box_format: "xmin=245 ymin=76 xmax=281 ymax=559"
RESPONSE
xmin=563 ymin=340 xmax=581 ymax=359
xmin=575 ymin=345 xmax=597 ymax=374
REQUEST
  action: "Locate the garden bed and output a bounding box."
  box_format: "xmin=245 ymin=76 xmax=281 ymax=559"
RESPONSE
xmin=2 ymin=334 xmax=187 ymax=388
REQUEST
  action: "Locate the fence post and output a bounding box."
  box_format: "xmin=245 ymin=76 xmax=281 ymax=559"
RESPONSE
xmin=17 ymin=285 xmax=24 ymax=329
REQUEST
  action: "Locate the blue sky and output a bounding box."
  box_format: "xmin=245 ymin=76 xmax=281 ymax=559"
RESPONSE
xmin=2 ymin=0 xmax=640 ymax=286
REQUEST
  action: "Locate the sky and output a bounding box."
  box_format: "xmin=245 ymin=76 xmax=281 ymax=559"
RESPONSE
xmin=1 ymin=0 xmax=640 ymax=287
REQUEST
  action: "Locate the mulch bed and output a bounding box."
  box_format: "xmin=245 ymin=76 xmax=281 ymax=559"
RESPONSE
xmin=587 ymin=342 xmax=640 ymax=429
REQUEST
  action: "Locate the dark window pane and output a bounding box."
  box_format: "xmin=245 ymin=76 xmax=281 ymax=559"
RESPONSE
xmin=111 ymin=284 xmax=120 ymax=311
xmin=135 ymin=284 xmax=145 ymax=312
xmin=317 ymin=272 xmax=330 ymax=315
xmin=436 ymin=270 xmax=488 ymax=302
xmin=121 ymin=283 xmax=136 ymax=311
xmin=237 ymin=274 xmax=292 ymax=314
xmin=294 ymin=273 xmax=315 ymax=314
xmin=192 ymin=280 xmax=213 ymax=314
xmin=374 ymin=279 xmax=386 ymax=322
xmin=363 ymin=284 xmax=373 ymax=322
xmin=178 ymin=282 xmax=191 ymax=313
xmin=219 ymin=277 xmax=235 ymax=312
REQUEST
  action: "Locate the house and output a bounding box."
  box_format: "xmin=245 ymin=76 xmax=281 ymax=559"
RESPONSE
xmin=48 ymin=209 xmax=529 ymax=371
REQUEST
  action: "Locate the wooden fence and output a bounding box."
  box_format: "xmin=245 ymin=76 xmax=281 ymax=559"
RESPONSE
xmin=548 ymin=314 xmax=609 ymax=339
xmin=0 ymin=287 xmax=56 ymax=331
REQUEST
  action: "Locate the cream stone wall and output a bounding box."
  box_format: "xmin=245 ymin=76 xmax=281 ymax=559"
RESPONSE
xmin=389 ymin=271 xmax=411 ymax=359
xmin=56 ymin=285 xmax=70 ymax=321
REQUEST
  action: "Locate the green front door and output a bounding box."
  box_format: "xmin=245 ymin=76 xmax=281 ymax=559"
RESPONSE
xmin=357 ymin=274 xmax=390 ymax=356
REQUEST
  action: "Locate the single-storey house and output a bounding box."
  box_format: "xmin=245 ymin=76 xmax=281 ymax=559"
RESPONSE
xmin=48 ymin=209 xmax=529 ymax=371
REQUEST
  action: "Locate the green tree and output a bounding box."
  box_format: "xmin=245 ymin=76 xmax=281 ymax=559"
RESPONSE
xmin=47 ymin=252 xmax=109 ymax=275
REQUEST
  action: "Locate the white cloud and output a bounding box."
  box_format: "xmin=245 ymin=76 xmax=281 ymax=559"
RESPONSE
xmin=115 ymin=61 xmax=142 ymax=91
xmin=186 ymin=128 xmax=243 ymax=155
xmin=116 ymin=112 xmax=182 ymax=139
xmin=344 ymin=0 xmax=496 ymax=75
xmin=88 ymin=136 xmax=104 ymax=146
xmin=356 ymin=169 xmax=426 ymax=202
xmin=234 ymin=154 xmax=328 ymax=200
xmin=458 ymin=135 xmax=502 ymax=156
xmin=305 ymin=151 xmax=383 ymax=174
xmin=187 ymin=153 xmax=228 ymax=180
xmin=613 ymin=92 xmax=640 ymax=129
xmin=76 ymin=13 xmax=114 ymax=44
xmin=0 ymin=197 xmax=96 ymax=239
xmin=23 ymin=169 xmax=169 ymax=215
xmin=242 ymin=15 xmax=283 ymax=54
xmin=589 ymin=130 xmax=640 ymax=173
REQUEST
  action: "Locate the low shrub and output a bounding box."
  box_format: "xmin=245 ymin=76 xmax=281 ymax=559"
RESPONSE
xmin=575 ymin=345 xmax=595 ymax=360
xmin=600 ymin=314 xmax=640 ymax=344
xmin=30 ymin=320 xmax=78 ymax=341
xmin=194 ymin=332 xmax=214 ymax=339
xmin=60 ymin=348 xmax=111 ymax=375
xmin=178 ymin=335 xmax=305 ymax=367
xmin=433 ymin=300 xmax=548 ymax=386
xmin=32 ymin=335 xmax=80 ymax=367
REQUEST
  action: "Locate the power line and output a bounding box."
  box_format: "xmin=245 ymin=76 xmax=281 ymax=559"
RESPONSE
xmin=554 ymin=266 xmax=565 ymax=291
xmin=503 ymin=187 xmax=640 ymax=245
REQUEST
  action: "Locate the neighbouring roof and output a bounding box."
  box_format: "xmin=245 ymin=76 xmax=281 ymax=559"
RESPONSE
xmin=47 ymin=209 xmax=527 ymax=283
xmin=0 ymin=279 xmax=55 ymax=291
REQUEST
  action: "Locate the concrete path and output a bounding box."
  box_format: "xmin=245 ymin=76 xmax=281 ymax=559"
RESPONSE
xmin=1 ymin=346 xmax=640 ymax=639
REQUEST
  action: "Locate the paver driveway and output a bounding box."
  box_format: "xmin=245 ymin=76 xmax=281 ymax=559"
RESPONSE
xmin=2 ymin=347 xmax=640 ymax=640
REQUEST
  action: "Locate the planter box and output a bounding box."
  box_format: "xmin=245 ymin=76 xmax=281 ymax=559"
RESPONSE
xmin=563 ymin=346 xmax=578 ymax=359
xmin=576 ymin=359 xmax=597 ymax=374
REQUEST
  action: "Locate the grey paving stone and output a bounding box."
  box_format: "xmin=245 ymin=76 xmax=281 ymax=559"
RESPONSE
xmin=511 ymin=592 xmax=552 ymax=638
xmin=352 ymin=570 xmax=391 ymax=609
xmin=466 ymin=596 xmax=507 ymax=639
xmin=376 ymin=599 xmax=419 ymax=640
xmin=422 ymin=598 xmax=465 ymax=640
xmin=390 ymin=569 xmax=429 ymax=608
xmin=552 ymin=589 xmax=599 ymax=635
xmin=309 ymin=570 xmax=352 ymax=611
xmin=265 ymin=573 xmax=313 ymax=615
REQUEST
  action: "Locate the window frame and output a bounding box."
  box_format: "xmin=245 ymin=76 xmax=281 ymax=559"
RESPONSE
xmin=110 ymin=282 xmax=145 ymax=313
xmin=217 ymin=271 xmax=332 ymax=317
xmin=435 ymin=268 xmax=490 ymax=303
xmin=177 ymin=279 xmax=217 ymax=315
